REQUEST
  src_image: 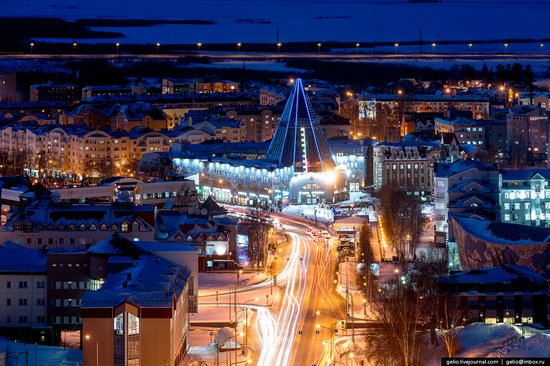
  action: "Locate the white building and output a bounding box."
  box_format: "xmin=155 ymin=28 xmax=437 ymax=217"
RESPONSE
xmin=499 ymin=169 xmax=550 ymax=227
xmin=434 ymin=160 xmax=499 ymax=245
xmin=0 ymin=242 xmax=48 ymax=342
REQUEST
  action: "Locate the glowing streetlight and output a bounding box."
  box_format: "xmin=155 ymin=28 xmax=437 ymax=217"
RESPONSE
xmin=115 ymin=42 xmax=120 ymax=56
xmin=431 ymin=42 xmax=436 ymax=55
xmin=72 ymin=42 xmax=77 ymax=53
xmin=468 ymin=43 xmax=473 ymax=53
xmin=317 ymin=42 xmax=322 ymax=54
xmin=277 ymin=42 xmax=282 ymax=52
xmin=355 ymin=42 xmax=360 ymax=53
xmin=540 ymin=43 xmax=544 ymax=53
xmin=29 ymin=42 xmax=35 ymax=54
xmin=197 ymin=42 xmax=202 ymax=51
xmin=237 ymin=42 xmax=242 ymax=52
xmin=156 ymin=42 xmax=161 ymax=54
xmin=394 ymin=42 xmax=399 ymax=54
xmin=85 ymin=334 xmax=99 ymax=366
xmin=504 ymin=43 xmax=508 ymax=54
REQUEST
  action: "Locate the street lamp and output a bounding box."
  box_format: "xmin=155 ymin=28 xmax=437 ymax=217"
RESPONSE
xmin=29 ymin=42 xmax=35 ymax=54
xmin=237 ymin=42 xmax=242 ymax=52
xmin=394 ymin=42 xmax=399 ymax=54
xmin=504 ymin=43 xmax=509 ymax=54
xmin=317 ymin=42 xmax=322 ymax=54
xmin=355 ymin=43 xmax=360 ymax=54
xmin=84 ymin=334 xmax=98 ymax=366
xmin=277 ymin=42 xmax=282 ymax=52
xmin=540 ymin=43 xmax=544 ymax=53
xmin=156 ymin=42 xmax=161 ymax=54
xmin=115 ymin=42 xmax=120 ymax=56
xmin=240 ymin=297 xmax=258 ymax=356
xmin=431 ymin=42 xmax=436 ymax=55
xmin=468 ymin=43 xmax=473 ymax=53
xmin=72 ymin=42 xmax=77 ymax=53
xmin=197 ymin=42 xmax=202 ymax=51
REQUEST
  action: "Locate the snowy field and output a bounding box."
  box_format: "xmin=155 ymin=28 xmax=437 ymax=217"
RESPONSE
xmin=0 ymin=339 xmax=82 ymax=366
xmin=3 ymin=0 xmax=550 ymax=44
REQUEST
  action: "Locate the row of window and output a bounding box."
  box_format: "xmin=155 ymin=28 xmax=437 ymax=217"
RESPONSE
xmin=5 ymin=298 xmax=45 ymax=306
xmin=503 ymin=213 xmax=549 ymax=222
xmin=2 ymin=315 xmax=46 ymax=324
xmin=52 ymin=298 xmax=82 ymax=307
xmin=4 ymin=280 xmax=45 ymax=289
xmin=14 ymin=221 xmax=142 ymax=232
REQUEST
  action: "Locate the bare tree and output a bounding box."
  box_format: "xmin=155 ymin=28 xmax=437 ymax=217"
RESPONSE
xmin=437 ymin=297 xmax=467 ymax=358
xmin=247 ymin=220 xmax=273 ymax=272
xmin=378 ymin=183 xmax=426 ymax=262
xmin=367 ymin=282 xmax=424 ymax=366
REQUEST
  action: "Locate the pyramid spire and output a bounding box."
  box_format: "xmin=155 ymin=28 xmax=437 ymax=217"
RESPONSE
xmin=266 ymin=78 xmax=335 ymax=173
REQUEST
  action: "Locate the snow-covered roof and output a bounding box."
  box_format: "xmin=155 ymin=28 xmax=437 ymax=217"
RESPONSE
xmin=439 ymin=264 xmax=547 ymax=285
xmin=436 ymin=159 xmax=496 ymax=177
xmin=0 ymin=241 xmax=47 ymax=273
xmin=501 ymin=169 xmax=550 ymax=181
xmin=81 ymin=254 xmax=190 ymax=308
xmin=451 ymin=214 xmax=550 ymax=245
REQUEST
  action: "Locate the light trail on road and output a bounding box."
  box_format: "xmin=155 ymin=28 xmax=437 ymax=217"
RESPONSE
xmin=256 ymin=231 xmax=311 ymax=366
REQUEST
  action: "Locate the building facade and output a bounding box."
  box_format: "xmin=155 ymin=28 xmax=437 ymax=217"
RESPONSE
xmin=506 ymin=106 xmax=549 ymax=167
xmin=437 ymin=265 xmax=549 ymax=325
xmin=434 ymin=160 xmax=499 ymax=245
xmin=0 ymin=242 xmax=48 ymax=343
xmin=499 ymin=169 xmax=550 ymax=227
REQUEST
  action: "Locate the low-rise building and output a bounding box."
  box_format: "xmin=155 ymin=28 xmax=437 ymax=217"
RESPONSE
xmin=507 ymin=106 xmax=549 ymax=167
xmin=434 ymin=160 xmax=499 ymax=244
xmin=367 ymin=140 xmax=452 ymax=197
xmin=358 ymin=93 xmax=491 ymax=122
xmin=499 ymin=169 xmax=550 ymax=226
xmin=30 ymin=83 xmax=80 ymax=102
xmin=437 ymin=264 xmax=549 ymax=325
xmin=81 ymin=253 xmax=191 ymax=366
xmin=0 ymin=242 xmax=48 ymax=343
xmin=434 ymin=117 xmax=486 ymax=147
xmin=450 ymin=214 xmax=550 ymax=279
xmin=1 ymin=189 xmax=156 ymax=250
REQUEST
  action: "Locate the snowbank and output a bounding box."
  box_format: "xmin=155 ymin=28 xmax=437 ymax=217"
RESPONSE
xmin=488 ymin=333 xmax=550 ymax=358
xmin=457 ymin=323 xmax=521 ymax=357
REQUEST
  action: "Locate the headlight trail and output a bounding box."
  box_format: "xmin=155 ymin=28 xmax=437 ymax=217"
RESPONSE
xmin=257 ymin=230 xmax=311 ymax=366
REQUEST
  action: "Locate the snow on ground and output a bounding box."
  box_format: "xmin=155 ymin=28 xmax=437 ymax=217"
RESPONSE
xmin=421 ymin=323 xmax=550 ymax=365
xmin=186 ymin=61 xmax=307 ymax=73
xmin=199 ymin=271 xmax=268 ymax=292
xmin=282 ymin=205 xmax=333 ymax=225
xmin=0 ymin=339 xmax=82 ymax=366
xmin=488 ymin=333 xmax=550 ymax=358
xmin=457 ymin=323 xmax=522 ymax=357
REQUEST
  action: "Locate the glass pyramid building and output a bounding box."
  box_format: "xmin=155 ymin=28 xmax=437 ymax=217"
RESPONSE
xmin=266 ymin=78 xmax=335 ymax=173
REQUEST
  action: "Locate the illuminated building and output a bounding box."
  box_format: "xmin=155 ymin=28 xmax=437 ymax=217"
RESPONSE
xmin=172 ymin=78 xmax=349 ymax=206
xmin=499 ymin=169 xmax=550 ymax=226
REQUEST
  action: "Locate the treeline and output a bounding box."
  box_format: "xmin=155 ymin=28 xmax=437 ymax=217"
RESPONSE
xmin=449 ymin=62 xmax=538 ymax=84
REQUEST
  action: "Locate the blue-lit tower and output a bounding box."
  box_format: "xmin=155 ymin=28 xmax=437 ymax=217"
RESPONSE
xmin=266 ymin=78 xmax=335 ymax=173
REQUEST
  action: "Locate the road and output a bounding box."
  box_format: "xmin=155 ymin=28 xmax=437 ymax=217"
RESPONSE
xmin=3 ymin=52 xmax=550 ymax=62
xmin=193 ymin=214 xmax=346 ymax=366
xmin=252 ymin=218 xmax=344 ymax=366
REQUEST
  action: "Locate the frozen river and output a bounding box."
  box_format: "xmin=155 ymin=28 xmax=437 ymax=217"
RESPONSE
xmin=4 ymin=0 xmax=550 ymax=44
